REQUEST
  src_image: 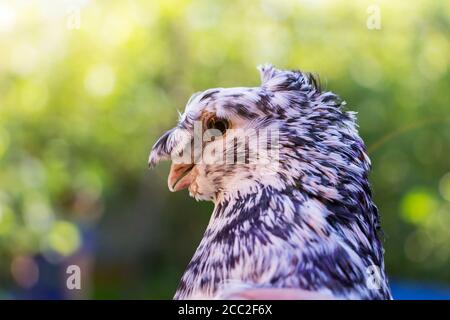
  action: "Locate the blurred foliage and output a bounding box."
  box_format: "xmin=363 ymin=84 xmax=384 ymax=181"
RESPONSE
xmin=0 ymin=0 xmax=449 ymax=298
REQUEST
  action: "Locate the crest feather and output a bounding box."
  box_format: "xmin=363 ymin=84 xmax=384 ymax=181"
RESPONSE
xmin=257 ymin=64 xmax=318 ymax=92
xmin=257 ymin=64 xmax=279 ymax=86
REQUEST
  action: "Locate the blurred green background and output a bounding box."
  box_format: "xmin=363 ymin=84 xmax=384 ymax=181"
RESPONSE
xmin=0 ymin=0 xmax=449 ymax=299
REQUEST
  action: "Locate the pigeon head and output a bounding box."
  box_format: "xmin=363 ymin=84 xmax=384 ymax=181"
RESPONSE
xmin=149 ymin=65 xmax=369 ymax=204
xmin=149 ymin=65 xmax=390 ymax=300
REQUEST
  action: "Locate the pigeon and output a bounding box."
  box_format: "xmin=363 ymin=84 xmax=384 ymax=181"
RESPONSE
xmin=149 ymin=65 xmax=392 ymax=300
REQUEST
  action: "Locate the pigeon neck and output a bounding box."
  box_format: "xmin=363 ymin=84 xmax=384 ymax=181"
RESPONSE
xmin=212 ymin=185 xmax=289 ymax=220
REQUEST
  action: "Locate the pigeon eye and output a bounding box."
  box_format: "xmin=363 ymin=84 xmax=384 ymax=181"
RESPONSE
xmin=206 ymin=117 xmax=229 ymax=135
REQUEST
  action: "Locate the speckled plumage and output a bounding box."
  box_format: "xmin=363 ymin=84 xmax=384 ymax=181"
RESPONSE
xmin=149 ymin=65 xmax=392 ymax=300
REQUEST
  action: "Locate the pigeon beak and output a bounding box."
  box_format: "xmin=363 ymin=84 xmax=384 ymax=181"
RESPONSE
xmin=168 ymin=163 xmax=195 ymax=192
